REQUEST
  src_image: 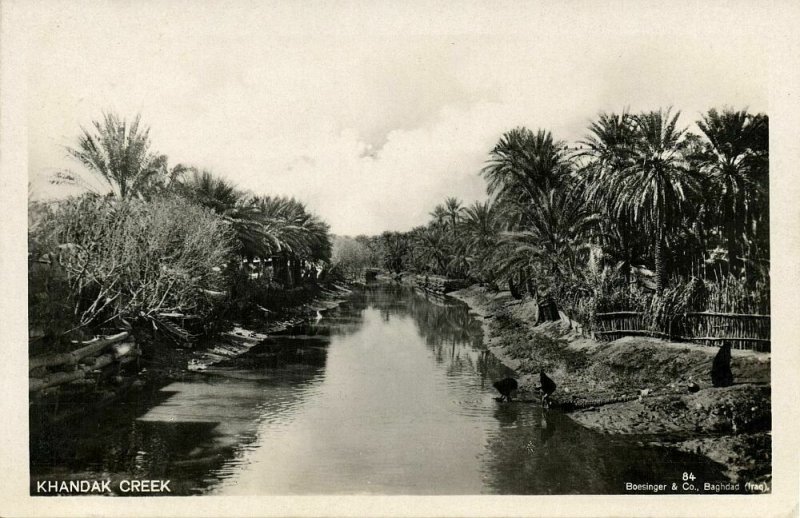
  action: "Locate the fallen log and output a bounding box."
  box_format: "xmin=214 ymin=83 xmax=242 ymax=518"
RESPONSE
xmin=29 ymin=369 xmax=86 ymax=392
xmin=29 ymin=332 xmax=130 ymax=371
xmin=87 ymin=343 xmax=141 ymax=373
xmin=30 ymin=341 xmax=140 ymax=392
xmin=77 ymin=340 xmax=137 ymax=366
xmin=87 ymin=353 xmax=116 ymax=372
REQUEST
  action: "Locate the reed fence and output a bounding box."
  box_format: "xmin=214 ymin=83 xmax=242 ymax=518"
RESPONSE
xmin=590 ymin=311 xmax=770 ymax=352
xmin=680 ymin=312 xmax=770 ymax=351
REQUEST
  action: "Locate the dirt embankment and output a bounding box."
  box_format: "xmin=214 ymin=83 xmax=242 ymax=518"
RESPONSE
xmin=449 ymin=284 xmax=771 ymax=485
xmin=142 ymin=283 xmax=354 ymax=378
xmin=31 ymin=283 xmax=354 ymax=430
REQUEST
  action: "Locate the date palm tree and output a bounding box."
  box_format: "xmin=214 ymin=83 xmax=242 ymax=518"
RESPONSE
xmin=482 ymin=127 xmax=570 ymax=207
xmin=496 ymin=188 xmax=602 ymax=292
xmin=176 ymin=170 xmax=272 ymax=261
xmin=482 ymin=127 xmax=574 ymax=293
xmin=610 ymin=108 xmax=699 ymax=292
xmin=380 ymin=231 xmax=410 ymax=273
xmin=253 ymin=195 xmax=331 ymax=285
xmin=459 ymin=200 xmax=503 ymax=283
xmin=429 ymin=204 xmax=448 ymax=228
xmin=575 ymin=111 xmax=642 ymax=283
xmin=57 ymin=113 xmax=168 ymax=199
xmin=461 ymin=200 xmax=498 ymax=256
xmin=696 ymin=108 xmax=769 ymax=275
xmin=575 ymin=111 xmax=636 ymax=203
xmin=443 ymin=197 xmax=463 ymax=237
xmin=414 ymin=225 xmax=451 ymax=275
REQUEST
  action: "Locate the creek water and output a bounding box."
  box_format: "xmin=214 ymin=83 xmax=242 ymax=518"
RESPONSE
xmin=30 ymin=284 xmax=728 ymax=495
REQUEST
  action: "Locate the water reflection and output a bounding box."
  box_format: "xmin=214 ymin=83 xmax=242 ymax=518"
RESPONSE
xmin=30 ymin=284 xmax=730 ymax=495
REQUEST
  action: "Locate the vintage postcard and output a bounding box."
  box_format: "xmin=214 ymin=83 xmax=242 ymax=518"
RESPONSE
xmin=1 ymin=1 xmax=799 ymax=516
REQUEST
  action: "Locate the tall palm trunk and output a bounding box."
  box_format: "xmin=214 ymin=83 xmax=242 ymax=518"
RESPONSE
xmin=725 ymin=225 xmax=740 ymax=276
xmin=292 ymin=258 xmax=303 ymax=286
xmin=280 ymin=253 xmax=294 ymax=288
xmin=725 ymin=202 xmax=742 ymax=276
xmin=524 ymin=267 xmax=537 ymax=300
xmin=654 ymin=233 xmax=666 ymax=294
xmin=508 ymin=275 xmax=522 ymax=299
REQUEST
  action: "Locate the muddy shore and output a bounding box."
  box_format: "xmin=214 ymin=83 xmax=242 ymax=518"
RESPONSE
xmin=448 ymin=284 xmax=771 ymax=486
xmin=30 ymin=283 xmax=354 ymax=426
xmin=138 ymin=283 xmax=354 ymax=381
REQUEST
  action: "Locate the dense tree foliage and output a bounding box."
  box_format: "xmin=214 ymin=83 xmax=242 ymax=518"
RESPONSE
xmin=367 ymin=106 xmax=769 ymax=316
xmin=30 ymin=113 xmax=333 ymax=342
xmin=31 ymin=107 xmax=769 ymax=342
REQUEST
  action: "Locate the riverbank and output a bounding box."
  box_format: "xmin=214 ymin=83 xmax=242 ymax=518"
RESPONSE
xmin=136 ymin=282 xmax=354 ymax=381
xmin=30 ymin=282 xmax=354 ymax=425
xmin=448 ymin=284 xmax=771 ymax=486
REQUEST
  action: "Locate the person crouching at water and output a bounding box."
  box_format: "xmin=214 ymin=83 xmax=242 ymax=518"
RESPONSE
xmin=539 ymin=371 xmax=557 ymax=409
xmin=492 ymin=377 xmax=518 ymax=402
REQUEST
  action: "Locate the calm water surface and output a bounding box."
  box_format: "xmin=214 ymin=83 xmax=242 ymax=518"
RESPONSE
xmin=31 ymin=284 xmax=728 ymax=494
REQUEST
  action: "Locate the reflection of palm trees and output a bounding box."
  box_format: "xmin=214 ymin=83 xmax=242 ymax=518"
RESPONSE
xmin=404 ymin=292 xmax=484 ymax=346
xmin=476 ymin=350 xmax=495 ymax=385
xmin=344 ymin=284 xmax=497 ymax=379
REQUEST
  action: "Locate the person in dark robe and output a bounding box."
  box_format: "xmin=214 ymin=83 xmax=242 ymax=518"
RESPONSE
xmin=492 ymin=377 xmax=518 ymax=402
xmin=711 ymin=341 xmax=734 ymax=387
xmin=539 ymin=371 xmax=557 ymax=408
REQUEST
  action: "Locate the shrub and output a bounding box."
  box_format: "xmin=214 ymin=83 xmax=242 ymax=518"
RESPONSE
xmin=30 ymin=194 xmax=234 ymax=337
xmin=330 ymin=236 xmax=372 ymax=280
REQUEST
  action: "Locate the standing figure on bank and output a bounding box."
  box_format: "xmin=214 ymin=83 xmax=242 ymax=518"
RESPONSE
xmin=711 ymin=341 xmax=734 ymax=387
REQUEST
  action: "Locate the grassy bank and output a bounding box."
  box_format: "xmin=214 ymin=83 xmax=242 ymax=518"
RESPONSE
xmin=450 ymin=284 xmax=771 ymax=486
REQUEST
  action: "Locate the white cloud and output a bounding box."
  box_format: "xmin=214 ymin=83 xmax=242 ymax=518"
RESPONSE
xmin=24 ymin=2 xmax=768 ymax=235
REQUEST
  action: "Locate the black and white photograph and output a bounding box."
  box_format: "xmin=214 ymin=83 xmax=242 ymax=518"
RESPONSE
xmin=2 ymin=1 xmax=799 ymax=516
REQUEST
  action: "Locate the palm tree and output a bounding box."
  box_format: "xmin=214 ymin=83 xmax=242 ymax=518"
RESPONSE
xmin=177 ymin=170 xmax=271 ymax=260
xmin=461 ymin=201 xmax=497 ymax=253
xmin=414 ymin=226 xmax=451 ymax=274
xmin=480 ymin=127 xmax=574 ymax=293
xmin=381 ymin=231 xmax=410 ymax=273
xmin=147 ymin=157 xmax=191 ymax=195
xmin=575 ymin=111 xmax=636 ymax=202
xmin=575 ymin=111 xmax=641 ymax=283
xmin=443 ymin=197 xmax=463 ymax=237
xmin=576 ymin=111 xmax=636 ymax=165
xmin=606 ymin=108 xmax=699 ymax=292
xmin=252 ymin=195 xmax=331 ymax=285
xmin=429 ymin=205 xmax=448 ymax=228
xmin=58 ymin=113 xmax=168 ymax=199
xmin=696 ymin=108 xmax=769 ymax=275
xmin=496 ymin=188 xmax=602 ymax=293
xmin=460 ymin=200 xmax=500 ymax=282
xmin=482 ymin=127 xmax=570 ymax=207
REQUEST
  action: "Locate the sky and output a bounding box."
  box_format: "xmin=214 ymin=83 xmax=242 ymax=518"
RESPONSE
xmin=23 ymin=1 xmax=769 ymax=236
